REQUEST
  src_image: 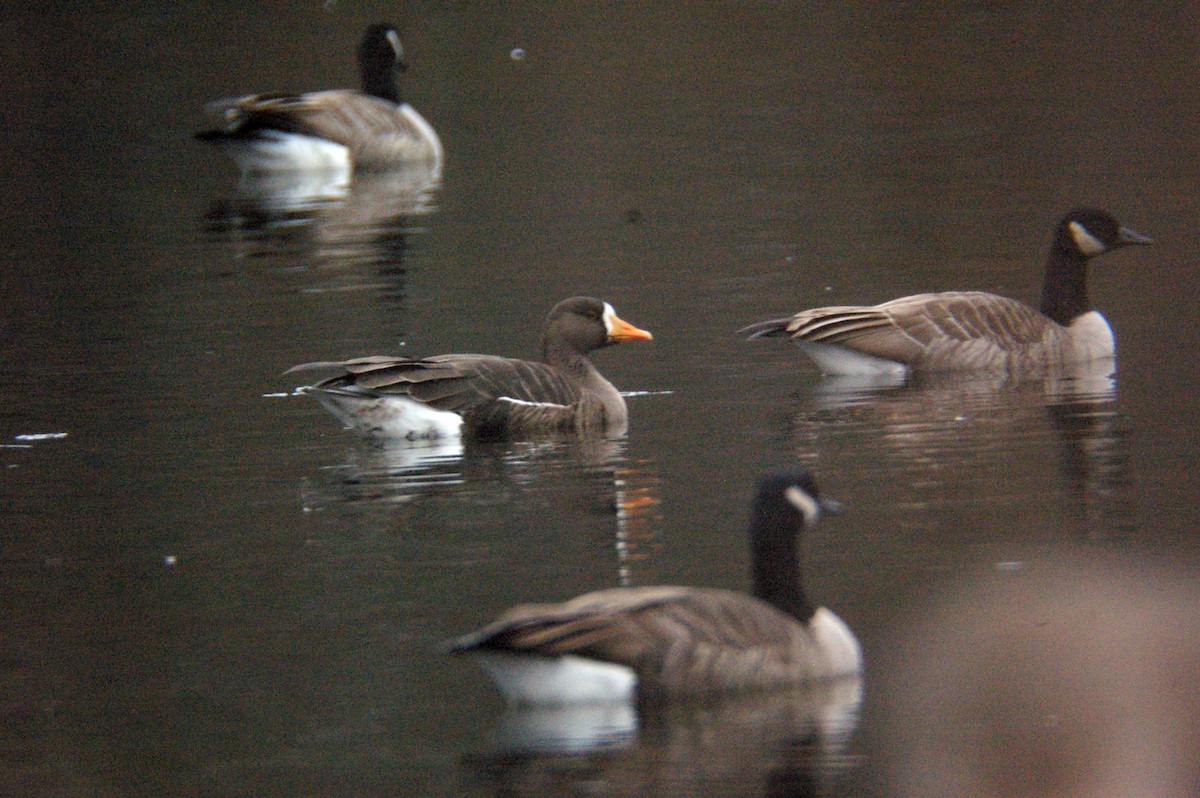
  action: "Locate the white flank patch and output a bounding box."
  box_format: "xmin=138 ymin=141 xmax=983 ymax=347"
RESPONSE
xmin=472 ymin=652 xmax=637 ymax=705
xmin=620 ymin=389 xmax=675 ymax=398
xmin=1068 ymin=221 xmax=1107 ymax=256
xmin=497 ymin=396 xmax=570 ymax=409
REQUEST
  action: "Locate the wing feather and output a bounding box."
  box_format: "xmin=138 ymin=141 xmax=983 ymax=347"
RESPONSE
xmin=456 ymin=588 xmax=805 ymax=662
xmin=770 ymin=292 xmax=1061 ymax=370
xmin=207 ymin=90 xmax=436 ymax=164
xmin=295 ymin=354 xmax=587 ymax=433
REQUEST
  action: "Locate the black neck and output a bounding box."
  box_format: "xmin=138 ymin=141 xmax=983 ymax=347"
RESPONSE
xmin=362 ymin=68 xmax=400 ymax=103
xmin=750 ymin=503 xmax=816 ymax=623
xmin=1039 ymin=239 xmax=1091 ymax=325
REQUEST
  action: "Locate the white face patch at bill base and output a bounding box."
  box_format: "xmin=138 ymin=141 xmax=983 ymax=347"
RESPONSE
xmin=601 ymin=303 xmax=619 ymax=336
xmin=1068 ymin=221 xmax=1107 ymax=257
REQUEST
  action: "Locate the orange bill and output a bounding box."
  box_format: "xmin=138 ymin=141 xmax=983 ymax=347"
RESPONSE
xmin=607 ymin=314 xmax=653 ymax=342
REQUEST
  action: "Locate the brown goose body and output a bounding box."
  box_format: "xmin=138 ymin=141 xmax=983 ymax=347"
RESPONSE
xmin=761 ymin=290 xmax=1110 ymax=375
xmin=450 ymin=471 xmax=862 ymax=703
xmin=740 ymin=208 xmax=1152 ymax=376
xmin=288 ymin=297 xmax=652 ymax=440
xmin=198 ymin=23 xmax=442 ymax=172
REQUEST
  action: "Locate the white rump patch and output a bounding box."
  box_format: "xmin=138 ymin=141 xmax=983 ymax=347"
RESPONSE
xmin=798 ymin=341 xmax=909 ymax=377
xmin=1068 ymin=221 xmax=1107 ymax=257
xmin=305 ymin=388 xmax=463 ymax=440
xmin=234 ymin=130 xmax=352 ymax=175
xmin=472 ymin=652 xmax=637 ymax=706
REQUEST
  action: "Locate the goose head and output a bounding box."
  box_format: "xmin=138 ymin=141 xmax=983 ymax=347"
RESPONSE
xmin=358 ymin=23 xmax=407 ymax=102
xmin=1057 ymin=207 xmax=1153 ymax=259
xmin=750 ymin=469 xmax=832 ymax=531
xmin=749 ymin=469 xmax=839 ymax=621
xmin=541 ymin=297 xmax=653 ymax=360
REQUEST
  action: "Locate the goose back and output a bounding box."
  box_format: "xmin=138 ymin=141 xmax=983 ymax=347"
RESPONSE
xmin=453 ymin=586 xmax=860 ymax=699
xmin=740 ymin=208 xmax=1151 ymax=376
xmin=206 ymin=90 xmax=442 ymax=169
xmin=776 ymin=291 xmax=1095 ymax=374
xmin=300 ymin=351 xmax=624 ymax=438
xmin=198 ymin=23 xmax=442 ymax=171
xmin=289 ymin=297 xmax=651 ymax=440
xmin=450 ymin=470 xmax=862 ymax=703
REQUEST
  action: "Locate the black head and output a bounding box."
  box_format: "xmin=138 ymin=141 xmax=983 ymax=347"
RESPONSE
xmin=753 ymin=468 xmax=829 ymax=529
xmin=749 ymin=468 xmax=837 ymax=621
xmin=544 ymin=297 xmax=652 ymax=356
xmin=1056 ymin=207 xmax=1153 ymax=259
xmin=358 ymin=24 xmax=405 ymax=101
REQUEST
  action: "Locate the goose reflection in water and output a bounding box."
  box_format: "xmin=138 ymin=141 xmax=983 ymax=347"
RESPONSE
xmin=203 ymin=161 xmax=441 ymax=340
xmin=462 ymin=677 xmax=863 ymax=798
xmin=296 ymin=433 xmax=666 ymax=594
xmin=202 ymin=161 xmax=441 ymax=261
xmin=781 ymin=357 xmax=1135 ymax=543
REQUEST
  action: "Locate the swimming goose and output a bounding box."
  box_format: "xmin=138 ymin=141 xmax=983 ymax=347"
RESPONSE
xmin=449 ymin=469 xmax=862 ymax=703
xmin=287 ymin=297 xmax=652 ymax=440
xmin=197 ymin=23 xmax=443 ymax=174
xmin=739 ymin=208 xmax=1152 ymax=376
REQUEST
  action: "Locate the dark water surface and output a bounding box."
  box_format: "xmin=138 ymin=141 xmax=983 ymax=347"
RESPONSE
xmin=3 ymin=3 xmax=1199 ymax=795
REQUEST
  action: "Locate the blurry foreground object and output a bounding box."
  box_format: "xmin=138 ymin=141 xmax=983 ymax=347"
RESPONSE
xmin=876 ymin=550 xmax=1200 ymax=797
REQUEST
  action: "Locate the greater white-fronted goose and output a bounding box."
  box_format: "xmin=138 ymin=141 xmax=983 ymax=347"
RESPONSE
xmin=197 ymin=23 xmax=443 ymax=174
xmin=449 ymin=469 xmax=862 ymax=703
xmin=740 ymin=208 xmax=1152 ymax=376
xmin=287 ymin=297 xmax=653 ymax=440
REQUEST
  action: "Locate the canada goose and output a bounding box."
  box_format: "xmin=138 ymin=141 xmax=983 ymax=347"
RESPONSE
xmin=739 ymin=208 xmax=1152 ymax=376
xmin=197 ymin=23 xmax=443 ymax=175
xmin=449 ymin=469 xmax=862 ymax=703
xmin=287 ymin=297 xmax=653 ymax=440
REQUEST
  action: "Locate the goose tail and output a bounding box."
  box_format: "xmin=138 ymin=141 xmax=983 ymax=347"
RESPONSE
xmin=738 ymin=317 xmax=793 ymax=339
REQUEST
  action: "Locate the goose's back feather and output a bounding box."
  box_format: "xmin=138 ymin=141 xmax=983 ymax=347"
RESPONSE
xmin=767 ymin=291 xmax=1098 ymax=373
xmin=294 ymin=353 xmax=617 ymax=436
xmin=208 ymin=90 xmax=441 ymax=167
xmin=453 ymin=586 xmax=860 ymax=698
xmin=290 ymin=297 xmax=648 ymax=439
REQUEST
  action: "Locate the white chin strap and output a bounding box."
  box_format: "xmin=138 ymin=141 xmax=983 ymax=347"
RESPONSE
xmin=784 ymin=485 xmax=820 ymax=526
xmin=1068 ymin=221 xmax=1106 ymax=256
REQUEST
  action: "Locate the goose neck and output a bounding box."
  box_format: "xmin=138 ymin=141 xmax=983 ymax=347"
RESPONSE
xmin=749 ymin=507 xmax=816 ymax=623
xmin=362 ymin=67 xmax=401 ymax=103
xmin=541 ymin=336 xmax=594 ymax=378
xmin=1039 ymin=244 xmax=1091 ymax=326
